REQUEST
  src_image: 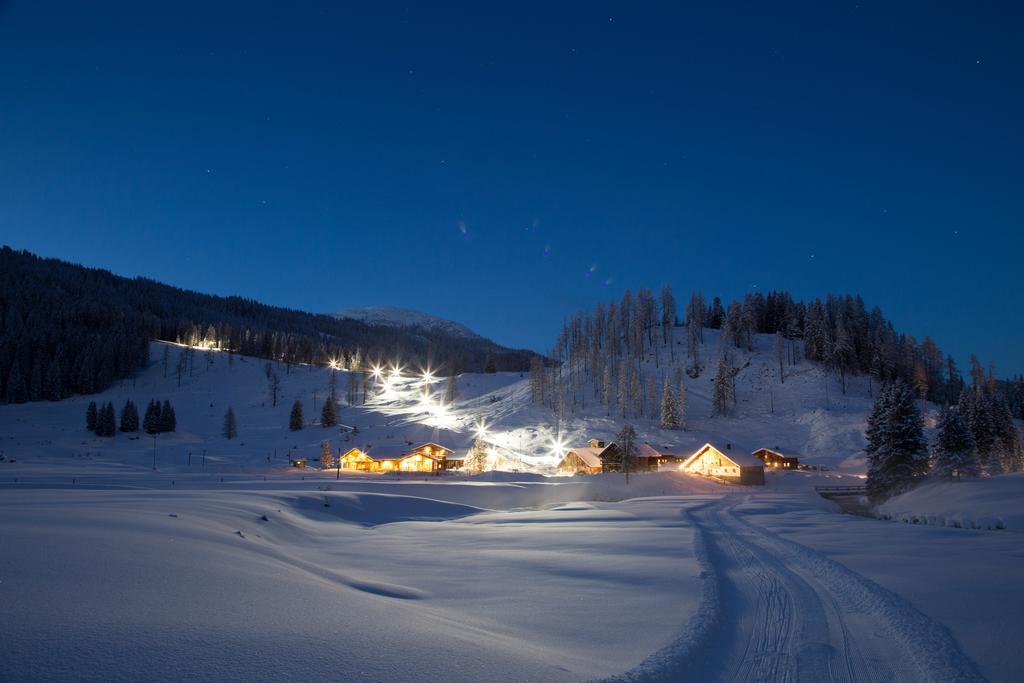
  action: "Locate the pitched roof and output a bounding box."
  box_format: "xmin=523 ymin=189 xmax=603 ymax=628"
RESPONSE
xmin=682 ymin=443 xmax=764 ymax=469
xmin=635 ymin=443 xmax=662 ymax=459
xmin=563 ymin=447 xmax=604 ymax=468
xmin=413 ymin=442 xmax=451 ymax=453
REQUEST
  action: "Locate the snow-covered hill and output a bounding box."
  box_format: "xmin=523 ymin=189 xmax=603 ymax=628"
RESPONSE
xmin=0 ymin=326 xmax=941 ymax=474
xmin=334 ymin=306 xmax=482 ymax=339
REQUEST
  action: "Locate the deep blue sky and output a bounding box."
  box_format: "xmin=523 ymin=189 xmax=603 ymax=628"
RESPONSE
xmin=1 ymin=2 xmax=1022 ymax=373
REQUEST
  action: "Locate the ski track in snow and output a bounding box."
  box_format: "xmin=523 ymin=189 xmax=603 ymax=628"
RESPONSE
xmin=603 ymin=499 xmax=985 ymax=683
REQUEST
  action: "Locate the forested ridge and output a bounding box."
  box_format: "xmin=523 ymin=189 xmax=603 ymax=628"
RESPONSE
xmin=536 ymin=286 xmax=1024 ymax=422
xmin=0 ymin=247 xmax=535 ymax=403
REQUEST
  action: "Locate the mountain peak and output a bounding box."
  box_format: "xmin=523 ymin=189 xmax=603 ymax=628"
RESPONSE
xmin=333 ymin=306 xmax=481 ymax=339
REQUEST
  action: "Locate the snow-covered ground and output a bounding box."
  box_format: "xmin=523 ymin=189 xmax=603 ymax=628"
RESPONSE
xmin=2 ymin=471 xmax=1020 ymax=681
xmin=1 ymin=339 xmax=1021 ymax=681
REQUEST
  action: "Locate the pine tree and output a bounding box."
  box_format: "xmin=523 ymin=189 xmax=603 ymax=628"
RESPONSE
xmin=865 ymin=381 xmax=929 ymax=501
xmin=465 ymin=436 xmax=489 ymax=473
xmin=320 ymin=440 xmax=335 ymax=469
xmin=97 ymin=402 xmax=117 ymax=437
xmin=711 ymin=356 xmax=734 ymax=417
xmin=143 ymin=400 xmax=160 ymax=434
xmin=289 ymin=400 xmax=304 ymax=431
xmin=86 ymin=400 xmax=98 ymax=432
xmin=959 ymin=389 xmax=999 ymax=474
xmin=223 ymin=407 xmax=237 ymax=439
xmin=159 ymin=400 xmax=176 ymax=432
xmin=660 ymin=377 xmax=681 ymax=430
xmin=932 ymin=407 xmax=979 ymax=480
xmin=483 ymin=354 xmax=496 ymax=374
xmin=321 ymin=394 xmax=338 ymax=427
xmin=120 ymin=400 xmax=139 ymax=432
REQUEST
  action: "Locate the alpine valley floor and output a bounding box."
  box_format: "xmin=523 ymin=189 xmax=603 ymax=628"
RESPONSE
xmin=2 ymin=468 xmax=1021 ymax=682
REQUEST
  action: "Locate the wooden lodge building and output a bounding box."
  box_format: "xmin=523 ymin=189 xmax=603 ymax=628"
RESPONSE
xmin=559 ymin=439 xmax=766 ymax=485
xmin=752 ymin=448 xmax=800 ymax=470
xmin=558 ymin=439 xmax=670 ymax=474
xmin=338 ymin=442 xmax=456 ymax=473
xmin=681 ymin=443 xmax=765 ymax=485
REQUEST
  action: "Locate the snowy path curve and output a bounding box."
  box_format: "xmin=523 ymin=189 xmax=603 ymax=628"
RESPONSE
xmin=603 ymin=499 xmax=985 ymax=683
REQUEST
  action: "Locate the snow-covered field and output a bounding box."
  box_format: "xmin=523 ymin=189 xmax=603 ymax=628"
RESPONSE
xmin=1 ymin=340 xmax=1021 ymax=681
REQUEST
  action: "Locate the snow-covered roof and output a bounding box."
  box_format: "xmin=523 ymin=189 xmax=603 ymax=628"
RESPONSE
xmin=682 ymin=443 xmax=764 ymax=469
xmin=635 ymin=443 xmax=662 ymax=459
xmin=564 ymin=448 xmax=604 ymax=468
xmin=413 ymin=442 xmax=452 ymax=453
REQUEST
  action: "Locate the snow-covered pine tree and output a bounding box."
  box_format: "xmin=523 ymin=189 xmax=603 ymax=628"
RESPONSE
xmin=465 ymin=436 xmax=489 ymax=473
xmin=959 ymin=388 xmax=999 ymax=474
xmin=931 ymin=407 xmax=979 ymax=480
xmin=660 ymin=377 xmax=680 ymax=430
xmin=289 ymin=400 xmax=303 ymax=431
xmin=831 ymin=321 xmax=853 ymax=394
xmin=711 ymin=356 xmax=734 ymax=417
xmin=865 ymin=381 xmax=929 ymax=501
xmin=320 ymin=440 xmax=335 ymax=469
xmin=86 ymin=400 xmax=98 ymax=432
xmin=988 ymin=391 xmax=1023 ymax=472
xmin=321 ymin=394 xmax=337 ymax=427
xmin=223 ymin=407 xmax=237 ymax=439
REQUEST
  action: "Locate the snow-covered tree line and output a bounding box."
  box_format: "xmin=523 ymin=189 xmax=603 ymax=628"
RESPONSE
xmin=0 ymin=247 xmax=534 ymax=406
xmin=530 ymin=286 xmax=695 ymax=427
xmin=866 ymin=374 xmax=1022 ymax=501
xmin=533 ymin=285 xmax=1012 ymax=424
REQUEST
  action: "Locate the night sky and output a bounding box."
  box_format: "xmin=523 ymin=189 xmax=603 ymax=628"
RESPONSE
xmin=1 ymin=2 xmax=1021 ymax=373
